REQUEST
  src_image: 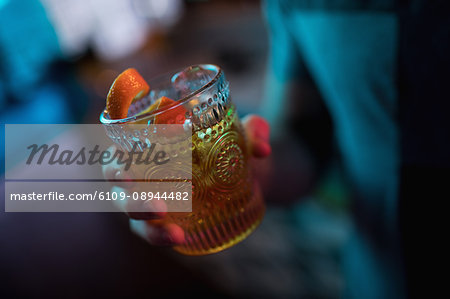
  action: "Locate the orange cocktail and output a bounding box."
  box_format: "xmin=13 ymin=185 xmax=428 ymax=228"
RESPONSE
xmin=100 ymin=65 xmax=265 ymax=255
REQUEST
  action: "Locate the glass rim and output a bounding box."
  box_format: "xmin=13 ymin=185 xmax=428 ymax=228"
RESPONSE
xmin=99 ymin=64 xmax=222 ymax=125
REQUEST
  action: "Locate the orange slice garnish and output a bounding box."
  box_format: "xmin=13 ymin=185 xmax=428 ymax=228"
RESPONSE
xmin=135 ymin=96 xmax=188 ymax=138
xmin=106 ymin=68 xmax=150 ymax=119
xmin=137 ymin=96 xmax=187 ymax=124
xmin=154 ymin=96 xmax=187 ymax=124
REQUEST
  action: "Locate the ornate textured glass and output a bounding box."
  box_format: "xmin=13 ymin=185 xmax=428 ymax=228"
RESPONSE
xmin=100 ymin=65 xmax=265 ymax=255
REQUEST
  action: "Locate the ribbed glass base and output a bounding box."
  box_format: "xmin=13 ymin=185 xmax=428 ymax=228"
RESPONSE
xmin=173 ymin=186 xmax=265 ymax=256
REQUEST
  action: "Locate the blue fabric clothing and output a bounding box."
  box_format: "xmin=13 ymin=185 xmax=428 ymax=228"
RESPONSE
xmin=262 ymin=1 xmax=404 ymax=297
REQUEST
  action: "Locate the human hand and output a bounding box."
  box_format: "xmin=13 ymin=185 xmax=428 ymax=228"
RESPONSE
xmin=102 ymin=114 xmax=271 ymax=246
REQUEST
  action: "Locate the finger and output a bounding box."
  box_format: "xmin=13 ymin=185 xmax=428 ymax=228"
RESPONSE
xmin=241 ymin=114 xmax=271 ymax=158
xmin=111 ymin=186 xmax=167 ymax=220
xmin=102 ymin=145 xmax=135 ymax=189
xmin=129 ymin=219 xmax=185 ymax=246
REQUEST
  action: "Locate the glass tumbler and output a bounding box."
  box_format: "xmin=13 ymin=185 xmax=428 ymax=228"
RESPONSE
xmin=100 ymin=64 xmax=265 ymax=255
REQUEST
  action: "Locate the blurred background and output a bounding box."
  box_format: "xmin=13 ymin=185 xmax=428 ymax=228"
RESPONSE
xmin=0 ymin=0 xmax=345 ymax=297
xmin=4 ymin=0 xmax=445 ymax=297
xmin=0 ymin=0 xmax=270 ymax=124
